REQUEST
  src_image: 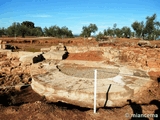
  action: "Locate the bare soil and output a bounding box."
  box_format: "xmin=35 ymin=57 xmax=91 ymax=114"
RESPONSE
xmin=0 ymin=37 xmax=160 ymax=120
xmin=67 ymin=51 xmax=104 ymax=61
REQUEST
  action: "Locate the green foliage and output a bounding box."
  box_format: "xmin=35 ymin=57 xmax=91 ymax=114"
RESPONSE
xmin=80 ymin=26 xmax=90 ymax=37
xmin=31 ymin=27 xmax=43 ymax=36
xmin=114 ymin=28 xmax=123 ymax=38
xmin=143 ymin=13 xmax=157 ymax=40
xmin=60 ymin=26 xmax=73 ymax=38
xmin=103 ymin=26 xmax=123 ymax=38
xmin=131 ymin=13 xmax=160 ymax=40
xmin=88 ymin=23 xmax=98 ymax=34
xmin=19 ymin=24 xmax=29 ymax=38
xmin=2 ymin=13 xmax=160 ymax=40
xmin=6 ymin=21 xmax=43 ymax=37
xmin=96 ymin=32 xmax=104 ymax=41
xmin=121 ymin=26 xmax=131 ymax=38
xmin=21 ymin=21 xmax=35 ymax=28
xmin=48 ymin=25 xmax=61 ymax=37
xmin=19 ymin=21 xmax=35 ymax=37
xmin=5 ymin=21 xmax=74 ymax=38
xmin=0 ymin=27 xmax=7 ymax=36
xmin=113 ymin=23 xmax=117 ymax=36
xmin=7 ymin=22 xmax=21 ymax=37
xmin=97 ymin=14 xmax=160 ymax=40
xmin=154 ymin=21 xmax=160 ymax=39
xmin=131 ymin=21 xmax=144 ymax=38
xmin=103 ymin=29 xmax=108 ymax=36
xmin=131 ymin=32 xmax=135 ymax=38
xmin=104 ymin=27 xmax=114 ymax=36
xmin=80 ymin=23 xmax=98 ymax=37
xmin=43 ymin=25 xmax=73 ymax=38
xmin=43 ymin=27 xmax=51 ymax=36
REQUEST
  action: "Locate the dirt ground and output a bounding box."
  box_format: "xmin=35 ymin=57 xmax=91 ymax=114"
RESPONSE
xmin=0 ymin=37 xmax=160 ymax=120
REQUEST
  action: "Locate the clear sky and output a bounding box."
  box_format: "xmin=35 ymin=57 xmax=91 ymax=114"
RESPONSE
xmin=0 ymin=0 xmax=160 ymax=34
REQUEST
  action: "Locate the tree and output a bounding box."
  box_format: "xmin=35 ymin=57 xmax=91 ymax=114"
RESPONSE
xmin=88 ymin=23 xmax=98 ymax=35
xmin=32 ymin=27 xmax=43 ymax=36
xmin=6 ymin=21 xmax=43 ymax=37
xmin=143 ymin=13 xmax=157 ymax=40
xmin=132 ymin=13 xmax=160 ymax=40
xmin=6 ymin=22 xmax=21 ymax=37
xmin=43 ymin=27 xmax=51 ymax=36
xmin=121 ymin=26 xmax=131 ymax=38
xmin=0 ymin=27 xmax=7 ymax=36
xmin=43 ymin=25 xmax=73 ymax=38
xmin=96 ymin=32 xmax=104 ymax=41
xmin=154 ymin=21 xmax=160 ymax=40
xmin=19 ymin=24 xmax=29 ymax=38
xmin=131 ymin=32 xmax=135 ymax=38
xmin=131 ymin=21 xmax=144 ymax=38
xmin=21 ymin=21 xmax=35 ymax=29
xmin=20 ymin=21 xmax=35 ymax=37
xmin=60 ymin=26 xmax=73 ymax=38
xmin=105 ymin=27 xmax=114 ymax=36
xmin=114 ymin=28 xmax=123 ymax=38
xmin=103 ymin=29 xmax=108 ymax=36
xmin=80 ymin=23 xmax=98 ymax=37
xmin=113 ymin=23 xmax=117 ymax=37
xmin=50 ymin=25 xmax=61 ymax=37
xmin=43 ymin=26 xmax=60 ymax=37
xmin=60 ymin=26 xmax=69 ymax=38
xmin=80 ymin=26 xmax=90 ymax=37
xmin=103 ymin=24 xmax=118 ymax=37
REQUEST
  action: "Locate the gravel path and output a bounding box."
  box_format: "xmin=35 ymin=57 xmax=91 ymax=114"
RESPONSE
xmin=58 ymin=65 xmax=119 ymax=79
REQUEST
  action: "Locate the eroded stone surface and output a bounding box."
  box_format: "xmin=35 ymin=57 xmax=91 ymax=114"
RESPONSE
xmin=31 ymin=60 xmax=152 ymax=108
xmin=1 ymin=44 xmax=157 ymax=108
xmin=19 ymin=52 xmax=44 ymax=64
xmin=0 ymin=53 xmax=32 ymax=89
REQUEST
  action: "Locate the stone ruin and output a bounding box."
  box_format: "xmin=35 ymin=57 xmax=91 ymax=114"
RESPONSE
xmin=0 ymin=40 xmax=17 ymax=50
xmin=137 ymin=40 xmax=157 ymax=48
xmin=0 ymin=40 xmax=6 ymax=49
xmin=1 ymin=42 xmax=160 ymax=108
xmin=30 ymin=44 xmax=160 ymax=108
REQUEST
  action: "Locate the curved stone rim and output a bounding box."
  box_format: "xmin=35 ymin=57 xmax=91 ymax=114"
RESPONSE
xmin=31 ymin=60 xmax=152 ymax=108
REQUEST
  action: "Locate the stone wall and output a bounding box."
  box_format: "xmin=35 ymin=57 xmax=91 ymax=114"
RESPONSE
xmin=0 ymin=44 xmax=6 ymax=49
xmin=66 ymin=46 xmax=160 ymax=71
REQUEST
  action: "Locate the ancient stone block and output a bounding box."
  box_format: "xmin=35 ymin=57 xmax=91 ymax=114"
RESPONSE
xmin=19 ymin=53 xmax=44 ymax=64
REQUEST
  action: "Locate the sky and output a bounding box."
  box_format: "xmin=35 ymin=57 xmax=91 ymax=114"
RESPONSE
xmin=0 ymin=0 xmax=160 ymax=34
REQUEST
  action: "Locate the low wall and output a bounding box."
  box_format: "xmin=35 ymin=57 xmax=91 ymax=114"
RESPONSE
xmin=0 ymin=44 xmax=6 ymax=49
xmin=66 ymin=46 xmax=160 ymax=71
xmin=7 ymin=51 xmax=43 ymax=59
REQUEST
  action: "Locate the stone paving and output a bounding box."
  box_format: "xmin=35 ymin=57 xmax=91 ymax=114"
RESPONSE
xmin=31 ymin=60 xmax=152 ymax=108
xmin=0 ymin=43 xmax=154 ymax=108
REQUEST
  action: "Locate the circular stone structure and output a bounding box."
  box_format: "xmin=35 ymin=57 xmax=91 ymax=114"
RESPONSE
xmin=58 ymin=64 xmax=119 ymax=79
xmin=31 ymin=60 xmax=152 ymax=108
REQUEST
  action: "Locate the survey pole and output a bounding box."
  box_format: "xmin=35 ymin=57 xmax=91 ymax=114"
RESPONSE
xmin=94 ymin=69 xmax=97 ymax=113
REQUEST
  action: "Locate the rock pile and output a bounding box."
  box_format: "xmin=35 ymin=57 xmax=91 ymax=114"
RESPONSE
xmin=0 ymin=53 xmax=32 ymax=91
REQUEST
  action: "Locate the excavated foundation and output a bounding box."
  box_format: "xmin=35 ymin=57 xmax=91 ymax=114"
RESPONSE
xmin=31 ymin=60 xmax=152 ymax=108
xmin=0 ymin=40 xmax=160 ymax=109
xmin=28 ymin=44 xmax=160 ymax=108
